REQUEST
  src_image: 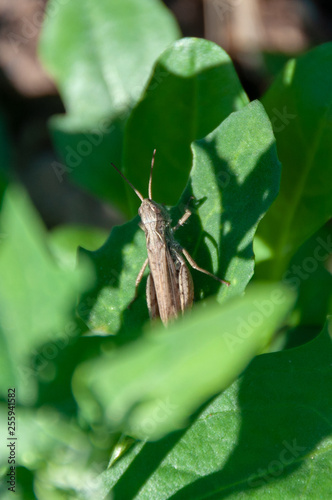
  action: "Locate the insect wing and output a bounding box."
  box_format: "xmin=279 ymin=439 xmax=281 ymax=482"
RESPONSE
xmin=146 ymin=273 xmax=159 ymax=320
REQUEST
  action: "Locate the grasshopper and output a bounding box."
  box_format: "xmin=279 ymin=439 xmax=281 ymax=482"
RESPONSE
xmin=111 ymin=150 xmax=230 ymax=325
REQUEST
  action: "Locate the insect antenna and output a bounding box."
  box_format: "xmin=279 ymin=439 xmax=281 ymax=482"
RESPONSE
xmin=111 ymin=162 xmax=144 ymax=201
xmin=148 ymin=149 xmax=157 ymax=200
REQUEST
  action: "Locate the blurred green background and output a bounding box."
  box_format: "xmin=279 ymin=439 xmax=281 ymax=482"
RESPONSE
xmin=0 ymin=1 xmax=331 ymax=499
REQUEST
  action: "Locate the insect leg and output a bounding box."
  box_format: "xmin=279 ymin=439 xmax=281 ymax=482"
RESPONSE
xmin=181 ymin=248 xmax=230 ymax=286
xmin=175 ymin=252 xmax=194 ymax=312
xmin=172 ymin=209 xmax=192 ymax=232
xmin=172 ymin=196 xmax=195 ymax=232
xmin=128 ymin=257 xmax=149 ymax=307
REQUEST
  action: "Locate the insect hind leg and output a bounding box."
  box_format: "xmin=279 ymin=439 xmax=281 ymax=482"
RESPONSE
xmin=128 ymin=258 xmax=149 ymax=308
xmin=181 ymin=248 xmax=230 ymax=286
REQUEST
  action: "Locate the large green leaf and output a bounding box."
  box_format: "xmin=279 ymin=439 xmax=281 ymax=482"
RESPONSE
xmin=190 ymin=101 xmax=280 ymax=303
xmin=73 ymin=283 xmax=294 ymax=441
xmin=123 ymin=37 xmax=249 ymax=212
xmin=100 ymin=318 xmax=332 ymax=499
xmin=0 ymin=186 xmax=92 ymax=404
xmin=257 ymin=43 xmax=332 ymax=278
xmin=39 ymin=0 xmax=180 ymax=123
xmin=39 ymin=0 xmax=180 ymax=213
xmin=78 ymin=101 xmax=280 ymax=334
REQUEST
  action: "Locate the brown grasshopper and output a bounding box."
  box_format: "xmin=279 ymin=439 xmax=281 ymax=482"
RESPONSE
xmin=111 ymin=150 xmax=230 ymax=325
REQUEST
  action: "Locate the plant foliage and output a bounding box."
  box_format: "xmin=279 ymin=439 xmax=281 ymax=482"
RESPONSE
xmin=0 ymin=1 xmax=331 ymax=498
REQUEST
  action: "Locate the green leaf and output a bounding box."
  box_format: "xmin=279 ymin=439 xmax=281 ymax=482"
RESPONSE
xmin=39 ymin=0 xmax=180 ymax=123
xmin=189 ymin=100 xmax=281 ymax=302
xmin=78 ymin=218 xmax=148 ymax=335
xmin=123 ymin=37 xmax=249 ymax=212
xmin=78 ymin=100 xmax=281 ymax=334
xmin=257 ymin=43 xmax=332 ymax=278
xmin=73 ymin=283 xmax=295 ymax=441
xmin=0 ymin=186 xmax=92 ymax=404
xmin=283 ymin=223 xmax=332 ymax=329
xmin=48 ymin=225 xmax=108 ymax=270
xmin=39 ymin=0 xmax=180 ymax=213
xmin=0 ymin=405 xmax=106 ymax=500
xmin=49 ymin=114 xmax=130 ymax=214
xmin=0 ymin=111 xmax=11 ymax=207
xmin=100 ymin=318 xmax=332 ymax=499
